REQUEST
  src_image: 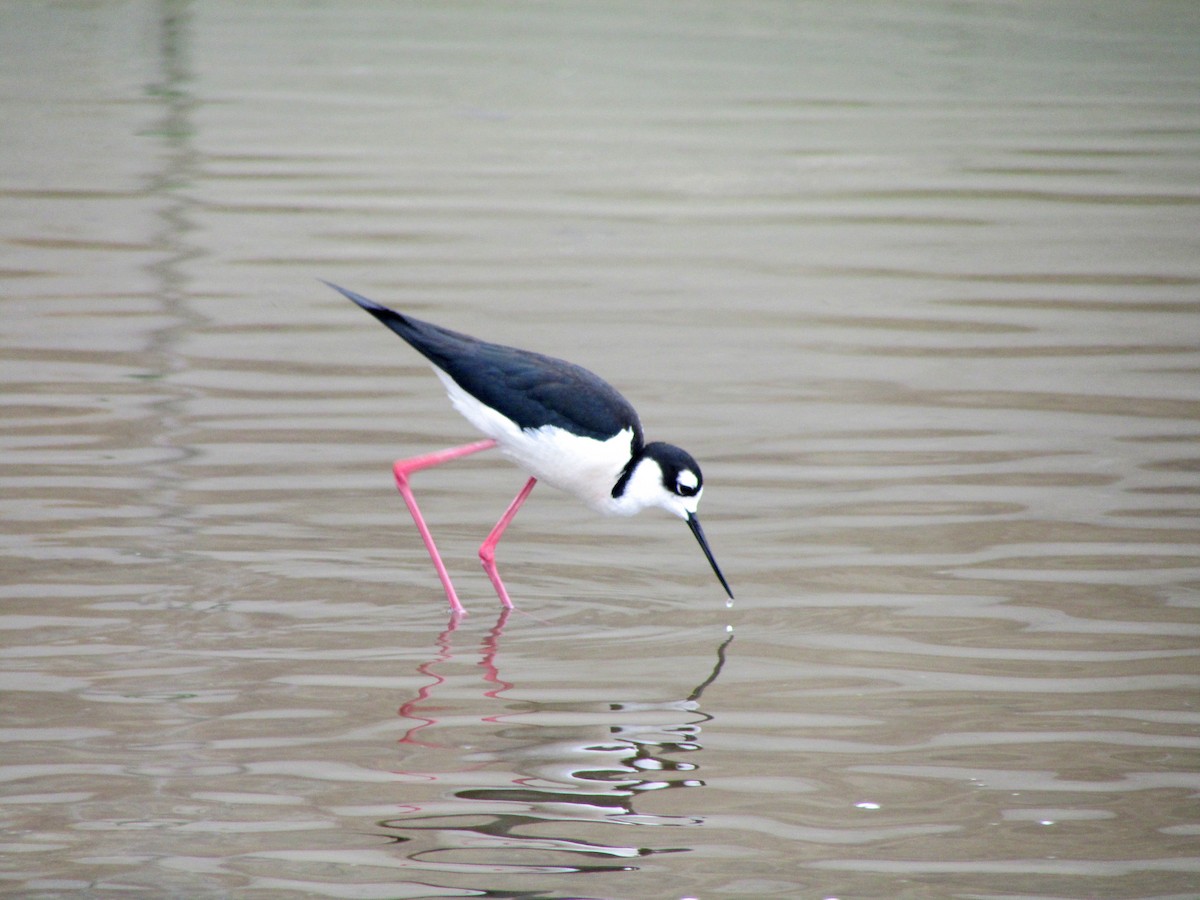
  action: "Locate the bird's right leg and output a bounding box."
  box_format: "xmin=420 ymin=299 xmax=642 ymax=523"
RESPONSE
xmin=479 ymin=477 xmax=537 ymax=609
xmin=392 ymin=439 xmax=497 ymax=615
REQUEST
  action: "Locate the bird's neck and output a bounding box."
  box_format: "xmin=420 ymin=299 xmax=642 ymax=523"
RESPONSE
xmin=602 ymin=453 xmax=664 ymax=518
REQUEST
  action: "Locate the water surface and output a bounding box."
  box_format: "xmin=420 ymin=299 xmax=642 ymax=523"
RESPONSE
xmin=2 ymin=2 xmax=1199 ymax=898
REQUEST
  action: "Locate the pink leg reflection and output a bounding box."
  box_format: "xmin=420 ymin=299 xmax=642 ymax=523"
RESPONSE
xmin=396 ymin=616 xmax=456 ymax=748
xmin=479 ymin=607 xmax=514 ymax=705
xmin=397 ymin=609 xmax=513 ymax=747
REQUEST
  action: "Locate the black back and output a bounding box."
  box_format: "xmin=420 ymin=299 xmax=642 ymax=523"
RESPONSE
xmin=330 ymin=282 xmax=644 ymax=445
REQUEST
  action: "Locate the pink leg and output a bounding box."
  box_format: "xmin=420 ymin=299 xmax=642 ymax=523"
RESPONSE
xmin=392 ymin=439 xmax=496 ymax=615
xmin=479 ymin=477 xmax=537 ymax=609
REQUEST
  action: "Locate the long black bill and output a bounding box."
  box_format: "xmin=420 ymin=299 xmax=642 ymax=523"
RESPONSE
xmin=687 ymin=513 xmax=734 ymax=599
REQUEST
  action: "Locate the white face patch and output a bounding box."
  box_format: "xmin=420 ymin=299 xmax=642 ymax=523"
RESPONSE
xmin=677 ymin=469 xmax=699 ymax=492
xmin=679 ymin=487 xmax=702 ymax=516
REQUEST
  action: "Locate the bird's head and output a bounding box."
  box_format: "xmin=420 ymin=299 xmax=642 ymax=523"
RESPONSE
xmin=619 ymin=442 xmax=733 ymax=599
xmin=635 ymin=442 xmax=704 ymax=518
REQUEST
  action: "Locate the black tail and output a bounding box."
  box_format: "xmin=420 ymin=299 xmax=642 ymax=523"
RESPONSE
xmin=326 ymin=280 xmax=484 ymax=375
xmin=322 ymin=280 xmax=416 ymax=338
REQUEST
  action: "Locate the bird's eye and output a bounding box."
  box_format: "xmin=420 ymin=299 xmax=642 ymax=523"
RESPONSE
xmin=675 ymin=470 xmax=700 ymax=496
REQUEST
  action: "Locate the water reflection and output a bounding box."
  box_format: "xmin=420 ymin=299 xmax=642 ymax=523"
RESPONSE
xmin=385 ymin=612 xmax=734 ymax=875
xmin=396 ymin=610 xmax=514 ymax=748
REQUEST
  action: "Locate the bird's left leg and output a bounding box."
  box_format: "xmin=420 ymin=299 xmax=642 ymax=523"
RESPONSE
xmin=479 ymin=477 xmax=537 ymax=608
xmin=392 ymin=438 xmax=497 ymax=615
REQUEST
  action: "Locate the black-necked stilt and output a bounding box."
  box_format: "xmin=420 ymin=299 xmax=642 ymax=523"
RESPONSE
xmin=328 ymin=282 xmax=733 ymax=615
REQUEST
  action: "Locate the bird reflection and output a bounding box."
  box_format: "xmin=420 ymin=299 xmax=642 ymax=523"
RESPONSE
xmin=384 ymin=611 xmax=733 ymax=879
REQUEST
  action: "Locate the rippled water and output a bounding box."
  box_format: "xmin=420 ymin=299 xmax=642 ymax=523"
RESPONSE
xmin=2 ymin=2 xmax=1199 ymax=898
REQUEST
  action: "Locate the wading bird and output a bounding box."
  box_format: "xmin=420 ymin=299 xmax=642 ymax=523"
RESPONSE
xmin=330 ymin=282 xmax=732 ymax=615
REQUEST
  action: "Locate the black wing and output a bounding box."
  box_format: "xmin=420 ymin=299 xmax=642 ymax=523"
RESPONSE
xmin=329 ymin=282 xmax=643 ymax=445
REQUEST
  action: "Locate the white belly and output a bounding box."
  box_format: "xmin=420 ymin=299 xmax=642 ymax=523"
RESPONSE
xmin=433 ymin=367 xmax=636 ymax=514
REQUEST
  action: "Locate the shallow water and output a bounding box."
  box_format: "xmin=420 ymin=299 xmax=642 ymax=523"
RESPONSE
xmin=2 ymin=2 xmax=1199 ymax=898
